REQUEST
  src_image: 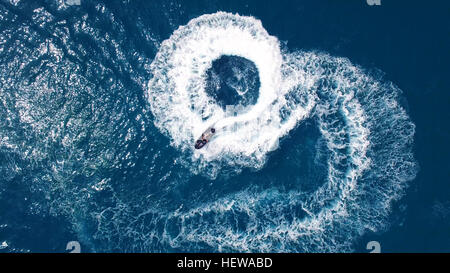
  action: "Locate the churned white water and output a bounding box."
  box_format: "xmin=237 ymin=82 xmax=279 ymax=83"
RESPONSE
xmin=146 ymin=12 xmax=418 ymax=252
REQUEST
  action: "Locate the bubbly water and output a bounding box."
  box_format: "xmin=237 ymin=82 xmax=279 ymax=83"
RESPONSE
xmin=0 ymin=1 xmax=421 ymax=252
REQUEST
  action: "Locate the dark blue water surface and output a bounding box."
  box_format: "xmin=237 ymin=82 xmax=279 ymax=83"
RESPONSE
xmin=0 ymin=0 xmax=448 ymax=252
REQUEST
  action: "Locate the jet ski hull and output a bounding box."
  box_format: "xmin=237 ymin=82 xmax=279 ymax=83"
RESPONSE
xmin=195 ymin=140 xmax=207 ymax=149
xmin=194 ymin=127 xmax=216 ymax=149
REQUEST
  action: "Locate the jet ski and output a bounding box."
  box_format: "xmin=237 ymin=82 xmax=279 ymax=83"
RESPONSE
xmin=194 ymin=127 xmax=216 ymax=149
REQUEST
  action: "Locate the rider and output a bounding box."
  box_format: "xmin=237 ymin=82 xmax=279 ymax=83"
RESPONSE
xmin=201 ymin=128 xmax=215 ymax=143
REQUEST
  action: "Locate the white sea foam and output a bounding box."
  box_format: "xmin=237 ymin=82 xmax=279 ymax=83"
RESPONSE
xmin=148 ymin=12 xmax=315 ymax=171
xmin=0 ymin=5 xmax=417 ymax=252
xmin=146 ymin=12 xmax=417 ymax=252
xmin=0 ymin=241 xmax=8 ymax=250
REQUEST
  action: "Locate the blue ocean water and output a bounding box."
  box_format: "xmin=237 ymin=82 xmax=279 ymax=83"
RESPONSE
xmin=0 ymin=0 xmax=448 ymax=253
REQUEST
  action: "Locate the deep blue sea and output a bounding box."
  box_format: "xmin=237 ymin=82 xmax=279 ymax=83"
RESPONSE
xmin=0 ymin=0 xmax=449 ymax=253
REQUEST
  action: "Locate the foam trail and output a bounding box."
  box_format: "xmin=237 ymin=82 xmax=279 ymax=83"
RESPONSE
xmin=148 ymin=12 xmax=315 ymax=170
xmin=1 ymin=3 xmax=418 ymax=252
xmin=145 ymin=12 xmax=418 ymax=252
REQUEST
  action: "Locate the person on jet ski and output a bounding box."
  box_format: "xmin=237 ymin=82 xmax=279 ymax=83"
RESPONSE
xmin=194 ymin=127 xmax=216 ymax=149
xmin=201 ymin=128 xmax=215 ymax=143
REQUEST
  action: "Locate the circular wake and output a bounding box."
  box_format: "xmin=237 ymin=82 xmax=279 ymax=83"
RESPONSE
xmin=146 ymin=12 xmax=418 ymax=252
xmin=148 ymin=12 xmax=316 ymax=174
